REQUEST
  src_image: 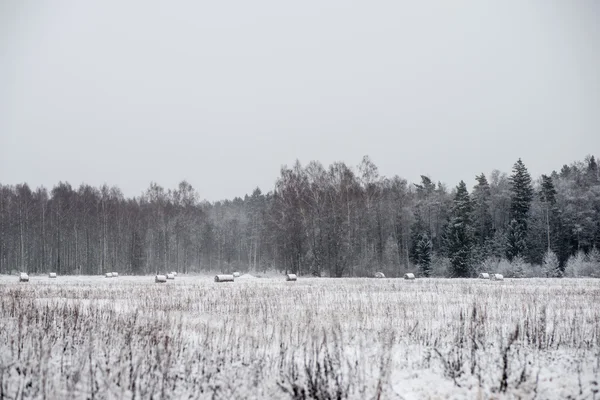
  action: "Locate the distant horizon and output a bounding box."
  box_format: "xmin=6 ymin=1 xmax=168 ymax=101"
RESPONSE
xmin=1 ymin=154 xmax=595 ymax=202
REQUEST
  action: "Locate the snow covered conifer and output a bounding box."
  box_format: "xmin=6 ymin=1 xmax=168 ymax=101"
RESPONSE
xmin=542 ymin=249 xmax=559 ymax=277
xmin=446 ymin=181 xmax=474 ymax=277
xmin=509 ymin=159 xmax=534 ymax=224
xmin=564 ymin=251 xmax=586 ymax=277
xmin=506 ymin=159 xmax=533 ymax=260
xmin=410 ymin=214 xmax=432 ymax=276
xmin=415 ymin=233 xmax=432 ymax=277
xmin=472 ymin=173 xmax=493 ymax=247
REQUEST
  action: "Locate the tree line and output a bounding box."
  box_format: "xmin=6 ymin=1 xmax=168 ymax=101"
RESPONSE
xmin=1 ymin=155 xmax=599 ymax=277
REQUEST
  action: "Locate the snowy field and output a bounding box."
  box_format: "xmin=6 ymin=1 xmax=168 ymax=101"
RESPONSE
xmin=0 ymin=275 xmax=599 ymax=399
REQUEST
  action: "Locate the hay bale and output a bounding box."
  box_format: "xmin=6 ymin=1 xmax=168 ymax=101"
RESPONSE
xmin=233 ymin=272 xmax=241 ymax=278
xmin=374 ymin=272 xmax=385 ymax=278
xmin=111 ymin=272 xmax=119 ymax=277
xmin=155 ymin=274 xmax=167 ymax=283
xmin=286 ymin=273 xmax=297 ymax=281
xmin=166 ymin=273 xmax=175 ymax=280
xmin=478 ymin=273 xmax=490 ymax=279
xmin=19 ymin=273 xmax=29 ymax=282
xmin=105 ymin=272 xmax=113 ymax=278
xmin=491 ymin=273 xmax=504 ymax=281
xmin=404 ymin=273 xmax=415 ymax=280
xmin=49 ymin=272 xmax=57 ymax=278
xmin=214 ymin=274 xmax=234 ymax=282
xmin=171 ymin=271 xmax=178 ymax=276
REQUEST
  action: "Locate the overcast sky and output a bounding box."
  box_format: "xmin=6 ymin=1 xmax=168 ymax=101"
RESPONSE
xmin=1 ymin=1 xmax=599 ymax=201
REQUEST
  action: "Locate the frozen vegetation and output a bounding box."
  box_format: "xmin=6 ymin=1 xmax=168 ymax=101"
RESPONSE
xmin=0 ymin=275 xmax=599 ymax=399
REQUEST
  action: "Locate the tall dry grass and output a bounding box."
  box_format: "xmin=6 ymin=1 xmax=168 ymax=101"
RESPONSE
xmin=0 ymin=276 xmax=599 ymax=399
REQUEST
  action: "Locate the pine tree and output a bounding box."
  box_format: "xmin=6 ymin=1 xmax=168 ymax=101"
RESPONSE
xmin=509 ymin=159 xmax=534 ymax=223
xmin=560 ymin=164 xmax=571 ymax=178
xmin=540 ymin=175 xmax=557 ymax=205
xmin=446 ymin=181 xmax=474 ymax=277
xmin=510 ymin=255 xmax=527 ymax=278
xmin=415 ymin=233 xmax=432 ymax=277
xmin=410 ymin=215 xmax=427 ymax=264
xmin=506 ymin=219 xmax=527 ymax=260
xmin=506 ymin=159 xmax=533 ymax=260
xmin=472 ymin=174 xmax=493 ymax=243
xmin=472 ymin=173 xmax=493 ymax=262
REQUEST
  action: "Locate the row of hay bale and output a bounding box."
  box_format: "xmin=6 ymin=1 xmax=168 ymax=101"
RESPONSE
xmin=213 ymin=272 xmax=416 ymax=281
xmin=155 ymin=271 xmax=177 ymax=283
xmin=19 ymin=271 xmax=178 ymax=283
xmin=478 ymin=272 xmax=504 ymax=281
xmin=372 ymin=271 xmax=503 ymax=280
xmin=373 ymin=272 xmax=415 ymax=280
xmin=16 ymin=271 xmax=501 ymax=283
xmin=19 ymin=272 xmax=59 ymax=282
xmin=210 ymin=272 xmax=243 ymax=282
xmin=212 ymin=273 xmax=298 ymax=283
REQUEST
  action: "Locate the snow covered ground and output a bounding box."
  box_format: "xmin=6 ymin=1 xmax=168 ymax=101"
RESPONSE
xmin=0 ymin=274 xmax=598 ymax=399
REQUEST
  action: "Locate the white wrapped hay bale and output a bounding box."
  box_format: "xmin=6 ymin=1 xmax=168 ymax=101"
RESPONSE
xmin=49 ymin=272 xmax=57 ymax=278
xmin=214 ymin=274 xmax=234 ymax=282
xmin=233 ymin=272 xmax=241 ymax=278
xmin=111 ymin=272 xmax=119 ymax=277
xmin=155 ymin=274 xmax=167 ymax=283
xmin=374 ymin=272 xmax=385 ymax=278
xmin=105 ymin=272 xmax=113 ymax=278
xmin=478 ymin=273 xmax=490 ymax=279
xmin=491 ymin=273 xmax=504 ymax=281
xmin=166 ymin=273 xmax=175 ymax=280
xmin=404 ymin=273 xmax=415 ymax=280
xmin=19 ymin=273 xmax=29 ymax=282
xmin=286 ymin=273 xmax=297 ymax=281
xmin=171 ymin=271 xmax=178 ymax=276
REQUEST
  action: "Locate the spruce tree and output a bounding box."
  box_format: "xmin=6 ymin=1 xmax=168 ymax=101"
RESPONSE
xmin=472 ymin=174 xmax=493 ymax=241
xmin=446 ymin=181 xmax=474 ymax=277
xmin=506 ymin=159 xmax=533 ymax=260
xmin=472 ymin=173 xmax=493 ymax=262
xmin=506 ymin=218 xmax=528 ymax=261
xmin=410 ymin=212 xmax=433 ymax=276
xmin=415 ymin=233 xmax=432 ymax=277
xmin=540 ymin=175 xmax=557 ymax=205
xmin=410 ymin=215 xmax=427 ymax=264
xmin=542 ymin=249 xmax=560 ymax=277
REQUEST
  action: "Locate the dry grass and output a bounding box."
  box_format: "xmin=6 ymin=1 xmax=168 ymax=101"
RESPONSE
xmin=0 ymin=275 xmax=599 ymax=399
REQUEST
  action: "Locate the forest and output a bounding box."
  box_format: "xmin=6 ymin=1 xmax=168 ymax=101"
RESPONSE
xmin=1 ymin=156 xmax=599 ymax=278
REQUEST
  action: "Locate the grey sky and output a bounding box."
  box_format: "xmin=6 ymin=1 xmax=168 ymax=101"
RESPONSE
xmin=1 ymin=1 xmax=599 ymax=201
